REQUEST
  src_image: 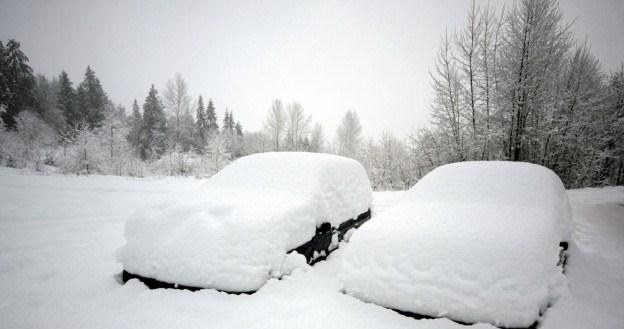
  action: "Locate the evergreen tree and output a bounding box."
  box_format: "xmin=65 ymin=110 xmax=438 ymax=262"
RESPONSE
xmin=206 ymin=99 xmax=219 ymax=134
xmin=178 ymin=104 xmax=195 ymax=151
xmin=32 ymin=74 xmax=65 ymax=132
xmin=235 ymin=121 xmax=243 ymax=136
xmin=222 ymin=110 xmax=234 ymax=133
xmin=126 ymin=99 xmax=143 ymax=158
xmin=0 ymin=39 xmax=35 ymax=128
xmin=195 ymin=95 xmax=208 ymax=152
xmin=140 ymin=85 xmax=167 ymax=160
xmin=57 ymin=71 xmax=79 ymax=129
xmin=76 ymin=66 xmax=108 ymax=129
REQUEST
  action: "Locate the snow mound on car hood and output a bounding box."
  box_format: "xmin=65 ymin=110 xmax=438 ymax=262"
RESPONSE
xmin=340 ymin=161 xmax=571 ymax=328
xmin=119 ymin=152 xmax=372 ymax=292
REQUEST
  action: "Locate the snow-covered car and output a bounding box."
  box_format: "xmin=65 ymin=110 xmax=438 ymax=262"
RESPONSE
xmin=340 ymin=161 xmax=571 ymax=329
xmin=118 ymin=152 xmax=373 ymax=293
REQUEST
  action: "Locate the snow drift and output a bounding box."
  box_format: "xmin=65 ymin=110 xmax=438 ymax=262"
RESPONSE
xmin=118 ymin=152 xmax=372 ymax=292
xmin=340 ymin=161 xmax=571 ymax=328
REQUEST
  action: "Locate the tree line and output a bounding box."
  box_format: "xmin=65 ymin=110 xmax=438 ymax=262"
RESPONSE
xmin=409 ymin=0 xmax=623 ymax=188
xmin=0 ymin=0 xmax=622 ymax=189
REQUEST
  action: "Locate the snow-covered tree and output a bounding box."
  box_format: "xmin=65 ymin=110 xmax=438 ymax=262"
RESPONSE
xmin=264 ymin=99 xmax=286 ymax=151
xmin=57 ymin=71 xmax=78 ymax=130
xmin=32 ymin=74 xmax=65 ymax=132
xmin=126 ymin=100 xmax=142 ymax=158
xmin=336 ymin=110 xmax=362 ymax=158
xmin=140 ymin=85 xmax=167 ymax=160
xmin=456 ymin=0 xmax=482 ymax=147
xmin=206 ymin=99 xmax=219 ymax=135
xmin=99 ymin=104 xmax=133 ymax=175
xmin=430 ymin=32 xmax=465 ymax=162
xmin=163 ymin=73 xmax=191 ymax=148
xmin=60 ymin=121 xmax=104 ymax=174
xmin=499 ymin=0 xmax=570 ymax=161
xmin=195 ymin=95 xmax=208 ymax=153
xmin=285 ymin=102 xmax=311 ymax=151
xmin=206 ymin=133 xmax=231 ymax=174
xmin=242 ymin=131 xmax=270 ymax=155
xmin=309 ymin=123 xmax=325 ymax=153
xmin=76 ymin=66 xmax=108 ymax=129
xmin=8 ymin=111 xmax=56 ymax=170
xmin=0 ymin=39 xmax=35 ymax=128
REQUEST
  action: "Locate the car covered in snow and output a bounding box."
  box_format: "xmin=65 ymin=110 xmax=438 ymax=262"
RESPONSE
xmin=118 ymin=152 xmax=373 ymax=293
xmin=340 ymin=161 xmax=571 ymax=329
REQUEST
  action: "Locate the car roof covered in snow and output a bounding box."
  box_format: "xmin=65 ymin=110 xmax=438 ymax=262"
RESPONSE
xmin=401 ymin=161 xmax=572 ymax=239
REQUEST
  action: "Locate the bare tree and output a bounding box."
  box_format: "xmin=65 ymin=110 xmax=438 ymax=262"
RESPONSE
xmin=309 ymin=123 xmax=325 ymax=152
xmin=431 ymin=31 xmax=464 ymax=161
xmin=456 ymin=0 xmax=482 ymax=143
xmin=476 ymin=3 xmax=501 ymax=160
xmin=206 ymin=133 xmax=230 ymax=174
xmin=12 ymin=111 xmax=55 ymax=171
xmin=163 ymin=73 xmax=191 ymax=147
xmin=60 ymin=120 xmax=103 ymax=174
xmin=500 ymin=0 xmax=571 ymax=161
xmin=285 ymin=102 xmax=311 ymax=151
xmin=264 ymin=99 xmax=286 ymax=151
xmin=336 ymin=110 xmax=362 ymax=158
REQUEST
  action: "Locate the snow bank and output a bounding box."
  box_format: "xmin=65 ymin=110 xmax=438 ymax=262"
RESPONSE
xmin=340 ymin=161 xmax=571 ymax=328
xmin=118 ymin=152 xmax=372 ymax=292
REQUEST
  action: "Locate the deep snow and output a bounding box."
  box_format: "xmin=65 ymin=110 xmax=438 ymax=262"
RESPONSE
xmin=0 ymin=168 xmax=623 ymax=329
xmin=341 ymin=162 xmax=571 ymax=328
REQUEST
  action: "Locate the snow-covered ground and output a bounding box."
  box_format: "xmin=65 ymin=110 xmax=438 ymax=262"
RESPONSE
xmin=0 ymin=168 xmax=623 ymax=329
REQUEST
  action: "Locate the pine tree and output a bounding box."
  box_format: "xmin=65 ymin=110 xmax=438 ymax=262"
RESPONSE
xmin=76 ymin=66 xmax=108 ymax=129
xmin=235 ymin=121 xmax=243 ymax=136
xmin=57 ymin=71 xmax=79 ymax=130
xmin=206 ymin=99 xmax=219 ymax=134
xmin=195 ymin=95 xmax=208 ymax=152
xmin=32 ymin=74 xmax=65 ymax=132
xmin=0 ymin=39 xmax=35 ymax=128
xmin=140 ymin=85 xmax=167 ymax=160
xmin=222 ymin=109 xmax=234 ymax=133
xmin=126 ymin=99 xmax=143 ymax=158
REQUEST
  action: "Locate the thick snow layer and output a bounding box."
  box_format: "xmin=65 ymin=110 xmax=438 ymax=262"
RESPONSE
xmin=118 ymin=152 xmax=372 ymax=292
xmin=341 ymin=161 xmax=572 ymax=328
xmin=0 ymin=169 xmax=623 ymax=329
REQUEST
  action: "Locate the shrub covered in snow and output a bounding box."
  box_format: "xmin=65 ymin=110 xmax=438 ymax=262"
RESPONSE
xmin=340 ymin=161 xmax=571 ymax=328
xmin=118 ymin=152 xmax=372 ymax=292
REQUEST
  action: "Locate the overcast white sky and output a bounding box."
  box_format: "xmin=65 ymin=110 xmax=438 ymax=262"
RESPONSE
xmin=1 ymin=0 xmax=622 ymax=138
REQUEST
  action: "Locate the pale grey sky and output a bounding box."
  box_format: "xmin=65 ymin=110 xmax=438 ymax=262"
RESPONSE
xmin=1 ymin=0 xmax=622 ymax=138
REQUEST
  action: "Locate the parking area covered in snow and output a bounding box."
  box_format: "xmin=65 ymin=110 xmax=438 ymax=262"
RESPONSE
xmin=0 ymin=168 xmax=623 ymax=329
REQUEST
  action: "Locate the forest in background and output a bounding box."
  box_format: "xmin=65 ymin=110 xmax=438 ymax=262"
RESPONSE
xmin=0 ymin=0 xmax=622 ymax=189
